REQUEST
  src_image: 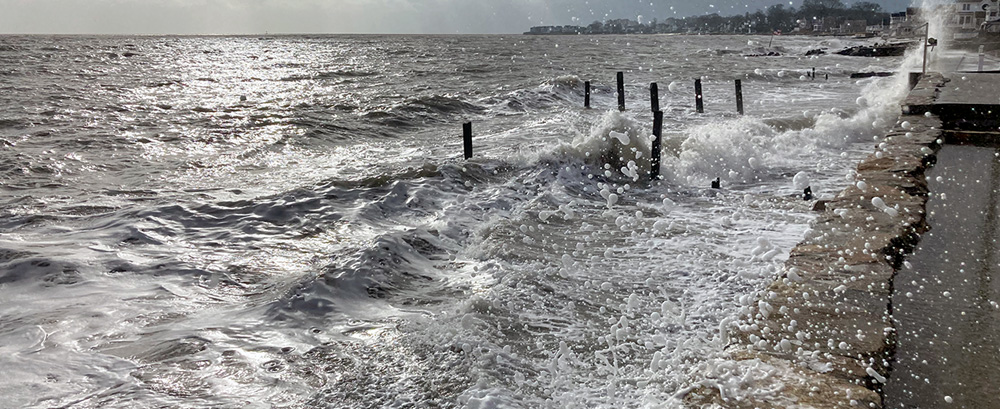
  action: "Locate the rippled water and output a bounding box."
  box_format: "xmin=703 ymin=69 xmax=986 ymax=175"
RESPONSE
xmin=0 ymin=34 xmax=910 ymax=408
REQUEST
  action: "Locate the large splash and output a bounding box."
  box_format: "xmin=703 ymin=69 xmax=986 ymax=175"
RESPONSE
xmin=656 ymin=75 xmax=907 ymax=190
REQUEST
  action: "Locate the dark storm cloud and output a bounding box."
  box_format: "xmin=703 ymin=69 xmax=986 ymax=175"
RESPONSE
xmin=0 ymin=0 xmax=913 ymax=34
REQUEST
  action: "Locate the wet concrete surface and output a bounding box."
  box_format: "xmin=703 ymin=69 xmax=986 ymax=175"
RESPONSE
xmin=689 ymin=71 xmax=1000 ymax=408
xmin=935 ymin=73 xmax=1000 ymax=106
xmin=688 ymin=75 xmax=948 ymax=409
xmin=885 ymin=144 xmax=1000 ymax=408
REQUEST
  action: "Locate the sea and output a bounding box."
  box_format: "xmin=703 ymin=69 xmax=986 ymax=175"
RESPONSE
xmin=0 ymin=34 xmax=914 ymax=408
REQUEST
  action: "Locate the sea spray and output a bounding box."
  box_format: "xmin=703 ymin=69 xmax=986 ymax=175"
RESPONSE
xmin=570 ymin=110 xmax=652 ymax=182
xmin=0 ymin=34 xmax=918 ymax=408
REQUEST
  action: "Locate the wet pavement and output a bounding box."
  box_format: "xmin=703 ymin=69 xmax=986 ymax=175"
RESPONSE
xmin=885 ymin=144 xmax=1000 ymax=409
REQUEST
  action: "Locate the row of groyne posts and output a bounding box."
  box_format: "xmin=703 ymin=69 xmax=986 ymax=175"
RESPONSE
xmin=462 ymin=71 xmax=752 ymax=181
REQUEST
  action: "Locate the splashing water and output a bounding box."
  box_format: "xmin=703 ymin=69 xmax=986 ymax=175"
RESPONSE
xmin=0 ymin=34 xmax=913 ymax=408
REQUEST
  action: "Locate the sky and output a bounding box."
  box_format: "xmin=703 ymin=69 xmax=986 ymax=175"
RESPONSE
xmin=0 ymin=0 xmax=914 ymax=35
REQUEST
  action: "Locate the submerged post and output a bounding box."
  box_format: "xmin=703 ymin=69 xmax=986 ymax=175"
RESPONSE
xmin=617 ymin=72 xmax=625 ymax=112
xmin=694 ymin=78 xmax=704 ymax=113
xmin=651 ymin=110 xmax=663 ymax=180
xmin=463 ymin=122 xmax=473 ymax=160
xmin=735 ymin=79 xmax=744 ymax=115
xmin=650 ymin=82 xmax=659 ymax=112
xmin=584 ymin=81 xmax=591 ymax=108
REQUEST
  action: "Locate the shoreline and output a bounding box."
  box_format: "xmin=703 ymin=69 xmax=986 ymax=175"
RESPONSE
xmin=522 ymin=32 xmax=883 ymax=37
xmin=684 ymin=72 xmax=948 ymax=408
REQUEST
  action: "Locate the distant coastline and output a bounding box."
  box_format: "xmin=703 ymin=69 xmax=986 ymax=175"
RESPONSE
xmin=523 ymin=17 xmax=884 ymax=37
xmin=525 ymin=2 xmax=900 ymax=37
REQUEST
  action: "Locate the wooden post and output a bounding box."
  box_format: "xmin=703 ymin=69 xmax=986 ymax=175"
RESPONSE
xmin=650 ymin=83 xmax=659 ymax=113
xmin=617 ymin=71 xmax=625 ymax=112
xmin=811 ymin=67 xmax=816 ymax=80
xmin=584 ymin=81 xmax=591 ymax=108
xmin=651 ymin=110 xmax=663 ymax=180
xmin=979 ymin=45 xmax=985 ymax=72
xmin=694 ymin=78 xmax=704 ymax=113
xmin=463 ymin=122 xmax=472 ymax=160
xmin=735 ymin=79 xmax=744 ymax=115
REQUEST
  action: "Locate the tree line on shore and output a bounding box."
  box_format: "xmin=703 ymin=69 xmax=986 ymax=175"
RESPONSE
xmin=527 ymin=0 xmax=891 ymax=35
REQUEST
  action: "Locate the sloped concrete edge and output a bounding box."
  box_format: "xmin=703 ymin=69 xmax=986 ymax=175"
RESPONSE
xmin=685 ymin=73 xmax=948 ymax=408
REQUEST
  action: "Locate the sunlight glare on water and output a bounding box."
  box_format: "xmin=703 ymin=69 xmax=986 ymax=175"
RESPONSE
xmin=0 ymin=34 xmax=911 ymax=408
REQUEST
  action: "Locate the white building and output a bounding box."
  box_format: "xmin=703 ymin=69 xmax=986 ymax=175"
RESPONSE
xmin=888 ymin=7 xmax=923 ymax=37
xmin=953 ymin=0 xmax=999 ymax=30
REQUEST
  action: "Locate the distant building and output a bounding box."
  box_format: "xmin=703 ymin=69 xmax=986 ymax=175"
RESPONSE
xmin=889 ymin=2 xmax=1000 ymax=39
xmin=525 ymin=25 xmax=584 ymax=35
xmin=889 ymin=7 xmax=922 ymax=37
xmin=890 ymin=11 xmax=908 ymax=27
xmin=955 ymin=0 xmax=983 ymax=29
xmin=842 ymin=19 xmax=869 ymax=34
xmin=950 ymin=0 xmax=999 ymax=39
xmin=812 ymin=16 xmax=839 ymax=32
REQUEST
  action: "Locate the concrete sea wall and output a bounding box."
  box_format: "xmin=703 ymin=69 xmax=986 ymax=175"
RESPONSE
xmin=686 ymin=73 xmax=949 ymax=408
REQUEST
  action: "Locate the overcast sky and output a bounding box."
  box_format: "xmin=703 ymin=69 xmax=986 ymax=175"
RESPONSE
xmin=0 ymin=0 xmax=914 ymax=35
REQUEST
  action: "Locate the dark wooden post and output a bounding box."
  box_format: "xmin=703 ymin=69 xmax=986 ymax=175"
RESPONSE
xmin=812 ymin=67 xmax=816 ymax=80
xmin=651 ymin=110 xmax=663 ymax=180
xmin=584 ymin=81 xmax=591 ymax=108
xmin=735 ymin=79 xmax=744 ymax=115
xmin=650 ymin=82 xmax=659 ymax=112
xmin=463 ymin=122 xmax=473 ymax=159
xmin=617 ymin=72 xmax=625 ymax=112
xmin=694 ymin=78 xmax=704 ymax=113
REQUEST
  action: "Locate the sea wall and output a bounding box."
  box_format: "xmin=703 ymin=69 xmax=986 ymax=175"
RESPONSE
xmin=686 ymin=73 xmax=949 ymax=408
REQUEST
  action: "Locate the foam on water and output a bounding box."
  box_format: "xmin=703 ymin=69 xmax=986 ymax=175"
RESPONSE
xmin=658 ymin=71 xmax=908 ymax=193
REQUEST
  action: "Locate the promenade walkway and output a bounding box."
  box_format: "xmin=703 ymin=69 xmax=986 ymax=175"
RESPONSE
xmin=884 ymin=143 xmax=1000 ymax=409
xmin=904 ymin=52 xmax=1000 ymax=133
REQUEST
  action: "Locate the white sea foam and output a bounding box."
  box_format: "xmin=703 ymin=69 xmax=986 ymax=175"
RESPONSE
xmin=0 ymin=34 xmax=918 ymax=408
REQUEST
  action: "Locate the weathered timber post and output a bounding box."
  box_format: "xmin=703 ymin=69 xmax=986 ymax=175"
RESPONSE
xmin=651 ymin=110 xmax=663 ymax=180
xmin=694 ymin=78 xmax=704 ymax=113
xmin=735 ymin=79 xmax=744 ymax=115
xmin=617 ymin=72 xmax=625 ymax=112
xmin=650 ymin=82 xmax=659 ymax=113
xmin=463 ymin=122 xmax=473 ymax=160
xmin=584 ymin=81 xmax=591 ymax=108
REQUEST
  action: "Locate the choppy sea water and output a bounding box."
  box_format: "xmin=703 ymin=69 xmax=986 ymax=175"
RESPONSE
xmin=0 ymin=34 xmax=912 ymax=408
